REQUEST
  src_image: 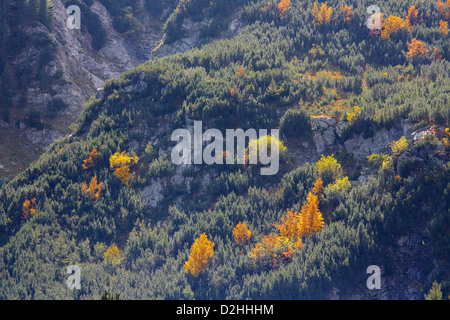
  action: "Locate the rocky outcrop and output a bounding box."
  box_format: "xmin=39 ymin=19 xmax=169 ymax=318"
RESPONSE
xmin=312 ymin=117 xmax=414 ymax=161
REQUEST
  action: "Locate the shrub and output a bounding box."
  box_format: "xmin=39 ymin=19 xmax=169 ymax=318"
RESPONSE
xmin=279 ymin=108 xmax=311 ymax=137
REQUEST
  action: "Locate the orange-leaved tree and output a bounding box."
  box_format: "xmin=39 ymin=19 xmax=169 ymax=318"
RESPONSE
xmin=82 ymin=175 xmax=102 ymax=199
xmin=278 ymin=0 xmax=291 ymax=16
xmin=237 ymin=65 xmax=244 ymax=77
xmin=250 ymin=233 xmax=279 ymax=267
xmin=407 ymin=38 xmax=429 ymax=58
xmin=82 ymin=147 xmax=98 ymax=171
xmin=312 ymin=2 xmax=333 ymax=25
xmin=440 ymin=20 xmax=448 ymax=35
xmin=339 ymin=4 xmax=353 ymax=23
xmin=233 ymin=222 xmax=252 ymax=245
xmin=406 ymin=5 xmax=419 ymax=25
xmin=437 ymin=0 xmax=448 ymax=16
xmin=22 ymin=198 xmax=36 ymax=220
xmin=184 ymin=233 xmax=215 ymax=276
xmin=110 ymin=151 xmax=139 ymax=186
xmin=312 ymin=177 xmax=323 ymax=199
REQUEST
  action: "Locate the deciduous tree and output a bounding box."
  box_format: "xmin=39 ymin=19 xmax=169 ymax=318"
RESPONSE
xmin=312 ymin=2 xmax=332 ymax=25
xmin=110 ymin=151 xmax=139 ymax=186
xmin=439 ymin=20 xmax=448 ymax=36
xmin=82 ymin=147 xmax=98 ymax=171
xmin=278 ymin=0 xmax=290 ymax=16
xmin=184 ymin=233 xmax=215 ymax=276
xmin=407 ymin=38 xmax=429 ymax=58
xmin=406 ymin=5 xmax=419 ymax=25
xmin=316 ymin=154 xmax=343 ymax=185
xmin=233 ymin=222 xmax=252 ymax=244
xmin=339 ymin=4 xmax=353 ymax=23
xmin=381 ymin=15 xmax=411 ymax=40
xmin=82 ymin=175 xmax=102 ymax=199
xmin=104 ymin=243 xmax=121 ymax=266
xmin=22 ymin=198 xmax=36 ymax=220
xmin=301 ymin=191 xmax=324 ymax=235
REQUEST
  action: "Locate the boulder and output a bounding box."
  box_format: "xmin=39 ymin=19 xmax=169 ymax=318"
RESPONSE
xmin=344 ymin=137 xmax=359 ymax=155
xmin=313 ymin=132 xmax=326 ymax=154
xmin=313 ymin=117 xmax=336 ymax=129
xmin=141 ymin=181 xmax=164 ymax=208
xmin=323 ymin=128 xmax=336 ymax=146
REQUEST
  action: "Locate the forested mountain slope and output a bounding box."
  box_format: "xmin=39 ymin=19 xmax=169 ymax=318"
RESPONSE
xmin=0 ymin=0 xmax=449 ymax=299
xmin=0 ymin=0 xmax=243 ymax=180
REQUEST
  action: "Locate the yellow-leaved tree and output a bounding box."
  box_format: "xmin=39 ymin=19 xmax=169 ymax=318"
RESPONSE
xmin=110 ymin=151 xmax=139 ymax=186
xmin=301 ymin=191 xmax=324 ymax=236
xmin=245 ymin=134 xmax=287 ymax=166
xmin=104 ymin=244 xmax=121 ymax=266
xmin=381 ymin=15 xmax=411 ymax=40
xmin=277 ymin=209 xmax=305 ymax=247
xmin=312 ymin=2 xmax=333 ymax=25
xmin=391 ymin=136 xmax=409 ymax=155
xmin=316 ymin=154 xmax=344 ymax=184
xmin=184 ymin=233 xmax=215 ymax=276
xmin=233 ymin=222 xmax=252 ymax=245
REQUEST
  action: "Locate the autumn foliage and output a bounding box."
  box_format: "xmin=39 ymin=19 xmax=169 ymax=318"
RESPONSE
xmin=184 ymin=233 xmax=215 ymax=276
xmin=233 ymin=222 xmax=252 ymax=244
xmin=82 ymin=175 xmax=102 ymax=199
xmin=110 ymin=151 xmax=139 ymax=186
xmin=22 ymin=198 xmax=36 ymax=220
xmin=407 ymin=38 xmax=429 ymax=58
xmin=82 ymin=148 xmax=98 ymax=171
xmin=312 ymin=2 xmax=333 ymax=25
xmin=339 ymin=4 xmax=353 ymax=23
xmin=278 ymin=0 xmax=291 ymax=16
xmin=440 ymin=20 xmax=448 ymax=35
xmin=406 ymin=5 xmax=419 ymax=25
xmin=301 ymin=191 xmax=325 ymax=235
xmin=104 ymin=243 xmax=121 ymax=266
xmin=251 ymin=181 xmax=325 ymax=267
xmin=381 ymin=15 xmax=411 ymax=40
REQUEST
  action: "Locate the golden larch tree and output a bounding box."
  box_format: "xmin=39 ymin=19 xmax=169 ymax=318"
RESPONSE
xmin=312 ymin=2 xmax=333 ymax=25
xmin=184 ymin=233 xmax=215 ymax=276
xmin=277 ymin=209 xmax=305 ymax=242
xmin=312 ymin=177 xmax=323 ymax=199
xmin=237 ymin=65 xmax=244 ymax=77
xmin=233 ymin=222 xmax=252 ymax=244
xmin=301 ymin=192 xmax=324 ymax=235
xmin=437 ymin=0 xmax=445 ymax=16
xmin=82 ymin=175 xmax=102 ymax=199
